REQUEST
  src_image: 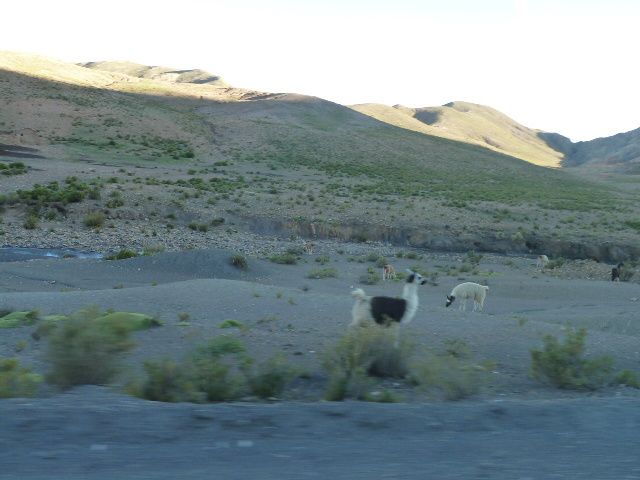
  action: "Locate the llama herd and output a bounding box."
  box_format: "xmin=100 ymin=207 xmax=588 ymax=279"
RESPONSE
xmin=349 ymin=252 xmax=627 ymax=337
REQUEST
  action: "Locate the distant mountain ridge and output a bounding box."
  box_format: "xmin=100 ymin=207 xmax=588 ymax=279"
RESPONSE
xmin=80 ymin=61 xmax=228 ymax=86
xmin=352 ymin=101 xmax=640 ymax=172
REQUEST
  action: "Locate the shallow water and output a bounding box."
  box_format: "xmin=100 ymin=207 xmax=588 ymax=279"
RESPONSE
xmin=0 ymin=247 xmax=103 ymax=262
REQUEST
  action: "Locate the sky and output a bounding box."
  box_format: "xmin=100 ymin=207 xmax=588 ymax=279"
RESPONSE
xmin=2 ymin=0 xmax=639 ymax=141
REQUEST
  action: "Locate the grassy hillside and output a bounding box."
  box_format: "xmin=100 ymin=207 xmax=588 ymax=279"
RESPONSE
xmin=351 ymin=101 xmax=564 ymax=168
xmin=2 ymin=52 xmax=639 ymax=259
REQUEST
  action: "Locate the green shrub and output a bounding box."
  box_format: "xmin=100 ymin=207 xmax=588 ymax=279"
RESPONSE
xmin=46 ymin=308 xmax=136 ymax=389
xmin=269 ymin=253 xmax=298 ymax=265
xmin=190 ymin=337 xmax=247 ymax=401
xmin=322 ymin=328 xmax=412 ymax=400
xmin=615 ymin=370 xmax=640 ymax=388
xmin=132 ymin=359 xmax=198 ymax=403
xmin=242 ymin=353 xmax=297 ymax=399
xmin=411 ymin=354 xmax=489 ymax=400
xmin=314 ymin=255 xmax=330 ymax=265
xmin=23 ymin=215 xmax=38 ymax=230
xmin=219 ymin=319 xmax=245 ymax=330
xmin=84 ymin=211 xmax=105 ymax=228
xmin=465 ymin=251 xmax=483 ymax=265
xmin=230 ymin=254 xmax=248 ymax=270
xmin=530 ymin=328 xmax=614 ymax=390
xmin=306 ymin=267 xmax=338 ymax=279
xmin=546 ymin=258 xmax=566 ymax=269
xmin=374 ymin=256 xmax=388 ymax=268
xmin=0 ymin=358 xmax=43 ymax=398
xmin=0 ymin=310 xmax=39 ymax=329
xmin=359 ymin=267 xmax=380 ymax=285
xmin=105 ymin=249 xmax=139 ymax=260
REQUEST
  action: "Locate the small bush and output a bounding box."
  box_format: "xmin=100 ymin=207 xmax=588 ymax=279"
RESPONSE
xmin=465 ymin=251 xmax=483 ymax=265
xmin=133 ymin=359 xmax=198 ymax=403
xmin=84 ymin=211 xmax=105 ymax=228
xmin=359 ymin=267 xmax=380 ymax=285
xmin=374 ymin=256 xmax=388 ymax=268
xmin=230 ymin=254 xmax=248 ymax=270
xmin=190 ymin=337 xmax=247 ymax=401
xmin=46 ymin=308 xmax=135 ymax=389
xmin=105 ymin=249 xmax=139 ymax=260
xmin=315 ymin=255 xmax=330 ymax=265
xmin=546 ymin=258 xmax=566 ymax=269
xmin=0 ymin=310 xmax=39 ymax=329
xmin=242 ymin=353 xmax=297 ymax=399
xmin=530 ymin=328 xmax=614 ymax=390
xmin=411 ymin=354 xmax=488 ymax=400
xmin=23 ymin=215 xmax=38 ymax=230
xmin=615 ymin=370 xmax=640 ymax=388
xmin=269 ymin=253 xmax=298 ymax=265
xmin=322 ymin=328 xmax=412 ymax=400
xmin=219 ymin=319 xmax=245 ymax=330
xmin=306 ymin=267 xmax=338 ymax=279
xmin=0 ymin=358 xmax=43 ymax=398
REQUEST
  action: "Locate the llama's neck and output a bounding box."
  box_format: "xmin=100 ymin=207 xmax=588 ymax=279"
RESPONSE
xmin=401 ymin=282 xmax=419 ymax=323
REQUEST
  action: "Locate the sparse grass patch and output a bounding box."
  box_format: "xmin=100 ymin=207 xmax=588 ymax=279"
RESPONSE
xmin=219 ymin=319 xmax=245 ymax=330
xmin=322 ymin=328 xmax=412 ymax=400
xmin=359 ymin=266 xmax=380 ymax=285
xmin=269 ymin=253 xmax=298 ymax=265
xmin=105 ymin=249 xmax=139 ymax=260
xmin=242 ymin=353 xmax=297 ymax=399
xmin=230 ymin=254 xmax=248 ymax=270
xmin=0 ymin=310 xmax=39 ymax=329
xmin=410 ymin=353 xmax=489 ymax=400
xmin=306 ymin=267 xmax=338 ymax=279
xmin=530 ymin=328 xmax=614 ymax=390
xmin=83 ymin=211 xmax=105 ymax=228
xmin=46 ymin=307 xmax=135 ymax=389
xmin=0 ymin=357 xmax=43 ymax=398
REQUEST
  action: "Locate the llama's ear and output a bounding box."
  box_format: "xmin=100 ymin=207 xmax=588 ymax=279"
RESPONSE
xmin=405 ymin=268 xmax=414 ymax=274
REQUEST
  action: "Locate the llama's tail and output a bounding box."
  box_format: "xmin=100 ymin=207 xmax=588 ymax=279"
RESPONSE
xmin=351 ymin=288 xmax=367 ymax=301
xmin=483 ymin=286 xmax=490 ymax=290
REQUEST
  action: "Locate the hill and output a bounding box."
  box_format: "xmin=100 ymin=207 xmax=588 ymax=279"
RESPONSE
xmin=81 ymin=60 xmax=228 ymax=86
xmin=562 ymin=128 xmax=640 ymax=172
xmin=350 ymin=101 xmax=564 ymax=168
xmin=1 ymin=51 xmax=639 ymax=259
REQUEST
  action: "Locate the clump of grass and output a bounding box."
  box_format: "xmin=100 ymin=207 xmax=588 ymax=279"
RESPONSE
xmin=188 ymin=222 xmax=209 ymax=232
xmin=322 ymin=328 xmax=412 ymax=401
xmin=105 ymin=249 xmax=138 ymax=260
xmin=23 ymin=214 xmax=38 ymax=230
xmin=46 ymin=307 xmax=135 ymax=389
xmin=364 ymin=389 xmax=401 ymax=403
xmin=0 ymin=357 xmax=43 ymax=398
xmin=230 ymin=254 xmax=248 ymax=270
xmin=410 ymin=353 xmax=489 ymax=400
xmin=314 ymin=255 xmax=330 ymax=265
xmin=545 ymin=257 xmax=566 ymax=269
xmin=0 ymin=310 xmax=39 ymax=329
xmin=359 ymin=267 xmax=380 ymax=285
xmin=83 ymin=211 xmax=105 ymax=228
xmin=219 ymin=319 xmax=245 ymax=330
xmin=530 ymin=328 xmax=614 ymax=390
xmin=142 ymin=244 xmax=165 ymax=256
xmin=465 ymin=251 xmax=483 ymax=265
xmin=242 ymin=353 xmax=297 ymax=399
xmin=131 ymin=359 xmax=197 ymax=403
xmin=189 ymin=336 xmax=247 ymax=402
xmin=306 ymin=267 xmax=338 ymax=279
xmin=615 ymin=370 xmax=640 ymax=388
xmin=269 ymin=253 xmax=298 ymax=265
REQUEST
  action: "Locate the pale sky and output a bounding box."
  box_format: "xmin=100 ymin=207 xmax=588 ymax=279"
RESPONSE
xmin=2 ymin=0 xmax=639 ymax=141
